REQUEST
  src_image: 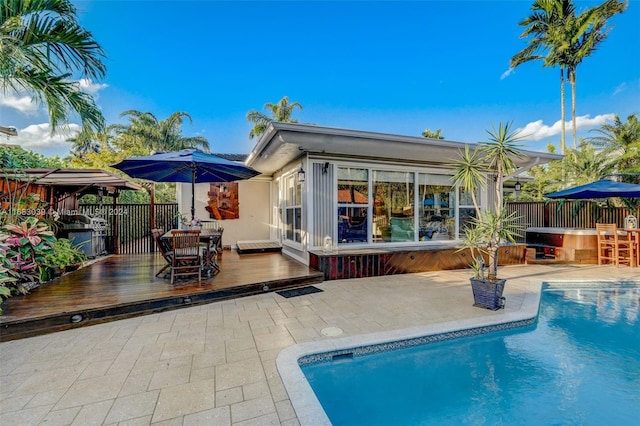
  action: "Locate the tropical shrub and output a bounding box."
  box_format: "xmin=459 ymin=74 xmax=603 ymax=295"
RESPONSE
xmin=42 ymin=238 xmax=87 ymax=270
xmin=0 ymin=217 xmax=56 ymax=304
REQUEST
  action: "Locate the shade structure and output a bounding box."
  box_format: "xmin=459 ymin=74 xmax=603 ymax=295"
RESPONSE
xmin=112 ymin=149 xmax=261 ymax=219
xmin=545 ymin=179 xmax=640 ymax=199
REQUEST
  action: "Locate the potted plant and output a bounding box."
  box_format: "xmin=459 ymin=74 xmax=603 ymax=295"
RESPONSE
xmin=174 ymin=212 xmax=189 ymax=229
xmin=451 ymin=122 xmax=524 ymax=310
xmin=190 ymin=217 xmax=202 ymax=229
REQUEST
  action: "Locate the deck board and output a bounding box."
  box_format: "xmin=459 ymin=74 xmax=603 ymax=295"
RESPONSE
xmin=0 ymin=250 xmax=323 ymax=341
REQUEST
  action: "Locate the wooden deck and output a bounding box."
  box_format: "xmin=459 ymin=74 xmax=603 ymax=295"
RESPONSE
xmin=0 ymin=251 xmax=324 ymax=342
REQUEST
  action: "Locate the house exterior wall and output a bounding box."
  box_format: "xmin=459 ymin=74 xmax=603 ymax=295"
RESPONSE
xmin=177 ymin=179 xmax=271 ymax=248
xmin=272 ymin=159 xmax=308 ymax=264
xmin=244 ymin=123 xmax=561 ymax=268
xmin=302 ymin=155 xmax=477 ymax=252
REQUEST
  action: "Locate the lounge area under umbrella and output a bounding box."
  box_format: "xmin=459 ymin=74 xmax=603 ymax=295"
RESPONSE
xmin=112 ymin=149 xmax=261 ymax=220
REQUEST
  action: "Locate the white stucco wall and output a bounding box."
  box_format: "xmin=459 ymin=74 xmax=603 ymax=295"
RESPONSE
xmin=177 ymin=179 xmax=272 ymax=248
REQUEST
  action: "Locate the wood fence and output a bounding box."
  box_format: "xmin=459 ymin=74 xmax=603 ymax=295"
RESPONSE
xmin=79 ymin=203 xmax=179 ymax=254
xmin=507 ymin=201 xmax=640 ymax=242
xmin=78 ymin=201 xmax=638 ymax=252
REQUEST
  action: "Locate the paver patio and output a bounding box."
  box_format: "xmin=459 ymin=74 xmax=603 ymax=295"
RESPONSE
xmin=1 ymin=264 xmax=638 ymax=425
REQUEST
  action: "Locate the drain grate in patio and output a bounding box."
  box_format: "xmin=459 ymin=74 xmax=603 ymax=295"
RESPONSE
xmin=276 ymin=286 xmax=324 ymax=298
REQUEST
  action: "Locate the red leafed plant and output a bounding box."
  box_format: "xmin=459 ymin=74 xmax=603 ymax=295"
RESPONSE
xmin=0 ymin=217 xmax=57 ymax=306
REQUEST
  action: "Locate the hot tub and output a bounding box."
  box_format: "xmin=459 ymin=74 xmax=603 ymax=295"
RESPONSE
xmin=526 ymin=227 xmax=598 ymax=262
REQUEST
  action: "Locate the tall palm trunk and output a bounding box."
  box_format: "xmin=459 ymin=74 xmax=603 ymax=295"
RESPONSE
xmin=560 ymin=67 xmax=566 ymax=154
xmin=570 ymin=67 xmax=577 ymax=149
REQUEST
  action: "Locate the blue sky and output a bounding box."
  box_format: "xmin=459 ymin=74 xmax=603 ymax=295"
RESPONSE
xmin=2 ymin=0 xmax=639 ymax=158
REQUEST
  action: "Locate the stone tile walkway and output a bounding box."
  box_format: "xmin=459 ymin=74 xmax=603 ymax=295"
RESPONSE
xmin=1 ymin=264 xmax=638 ymax=425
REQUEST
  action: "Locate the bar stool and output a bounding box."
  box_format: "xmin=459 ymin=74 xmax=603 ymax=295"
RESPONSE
xmin=595 ymin=223 xmax=633 ymax=267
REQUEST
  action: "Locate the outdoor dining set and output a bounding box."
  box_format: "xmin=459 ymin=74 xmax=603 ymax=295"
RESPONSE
xmin=151 ymin=222 xmax=224 ymax=284
xmin=596 ymin=215 xmax=640 ymax=268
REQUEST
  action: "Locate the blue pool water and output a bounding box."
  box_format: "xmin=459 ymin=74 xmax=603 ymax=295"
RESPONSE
xmin=302 ymin=284 xmax=640 ymax=425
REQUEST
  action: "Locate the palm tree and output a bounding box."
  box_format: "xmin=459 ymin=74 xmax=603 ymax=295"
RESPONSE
xmin=421 ymin=128 xmax=444 ymax=139
xmin=68 ymin=132 xmax=103 ymax=158
xmin=246 ymin=96 xmax=303 ymax=139
xmin=588 ymin=113 xmax=640 ymax=182
xmin=0 ymin=0 xmax=107 ymax=135
xmin=511 ymin=0 xmax=574 ymax=154
xmin=114 ymin=111 xmax=210 ymax=154
xmin=562 ymin=140 xmax=615 ymax=186
xmin=511 ymin=0 xmax=627 ymax=152
xmin=562 ymin=0 xmax=627 ymax=149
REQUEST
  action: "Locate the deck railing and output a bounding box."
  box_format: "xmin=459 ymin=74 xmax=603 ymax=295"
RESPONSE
xmin=79 ymin=203 xmax=179 ymax=254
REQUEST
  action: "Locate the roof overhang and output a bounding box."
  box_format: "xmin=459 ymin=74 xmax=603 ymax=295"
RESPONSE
xmin=246 ymin=122 xmax=563 ymax=175
xmin=1 ymin=169 xmax=144 ymax=193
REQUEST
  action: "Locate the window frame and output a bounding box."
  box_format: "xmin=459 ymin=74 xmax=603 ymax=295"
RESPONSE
xmin=281 ymin=171 xmax=303 ymax=248
xmin=334 ymin=163 xmax=464 ymax=246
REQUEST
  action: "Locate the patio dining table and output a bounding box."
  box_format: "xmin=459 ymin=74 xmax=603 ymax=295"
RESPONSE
xmin=161 ymin=229 xmax=222 ymax=274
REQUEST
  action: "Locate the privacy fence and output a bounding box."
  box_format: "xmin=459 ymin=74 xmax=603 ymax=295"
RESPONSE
xmin=78 ymin=201 xmax=639 ymax=254
xmin=506 ymin=201 xmax=640 ymax=243
xmin=79 ymin=203 xmax=179 ymax=254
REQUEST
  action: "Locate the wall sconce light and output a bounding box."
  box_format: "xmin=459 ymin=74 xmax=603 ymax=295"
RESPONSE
xmin=514 ymin=179 xmax=522 ymax=192
xmin=323 ymin=162 xmax=329 ymax=174
xmin=298 ymin=167 xmax=306 ymax=182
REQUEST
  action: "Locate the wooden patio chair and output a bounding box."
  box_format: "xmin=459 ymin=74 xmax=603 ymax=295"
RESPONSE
xmin=595 ymin=223 xmax=632 ymax=267
xmin=201 ymin=220 xmax=224 ymax=257
xmin=199 ymin=221 xmax=220 ymax=274
xmin=201 ymin=220 xmax=221 ymax=231
xmin=151 ymin=228 xmax=173 ymax=277
xmin=170 ymin=230 xmax=202 ymax=284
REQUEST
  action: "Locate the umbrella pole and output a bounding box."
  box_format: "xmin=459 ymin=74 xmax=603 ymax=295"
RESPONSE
xmin=191 ymin=168 xmax=196 ymax=221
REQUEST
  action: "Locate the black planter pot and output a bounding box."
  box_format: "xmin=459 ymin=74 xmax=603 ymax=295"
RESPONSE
xmin=470 ymin=278 xmax=506 ymax=310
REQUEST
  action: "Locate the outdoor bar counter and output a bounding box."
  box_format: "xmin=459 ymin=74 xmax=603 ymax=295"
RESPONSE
xmin=525 ymin=227 xmax=598 ymax=263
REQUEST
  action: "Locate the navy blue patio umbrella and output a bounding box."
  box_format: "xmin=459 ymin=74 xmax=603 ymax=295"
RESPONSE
xmin=112 ymin=149 xmax=261 ymax=220
xmin=545 ymin=179 xmax=640 ymax=199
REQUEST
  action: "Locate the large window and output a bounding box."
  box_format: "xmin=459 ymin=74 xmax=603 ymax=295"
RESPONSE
xmin=337 ymin=168 xmax=369 ymax=243
xmin=373 ymin=170 xmax=415 ymax=243
xmin=283 ymin=173 xmax=302 ymax=244
xmin=417 ymin=173 xmax=455 ymax=241
xmin=336 ymin=166 xmax=465 ymax=245
xmin=458 ymin=189 xmax=477 ymax=232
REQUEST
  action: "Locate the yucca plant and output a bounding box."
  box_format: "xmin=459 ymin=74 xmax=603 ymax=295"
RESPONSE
xmin=460 ymin=210 xmax=523 ymax=280
xmin=451 ymin=121 xmax=525 ymax=281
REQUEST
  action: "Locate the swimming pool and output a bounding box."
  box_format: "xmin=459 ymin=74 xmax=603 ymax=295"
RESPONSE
xmin=287 ymin=283 xmax=639 ymax=425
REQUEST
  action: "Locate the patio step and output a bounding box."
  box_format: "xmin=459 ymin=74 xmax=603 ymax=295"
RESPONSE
xmin=237 ymin=240 xmax=282 ymax=254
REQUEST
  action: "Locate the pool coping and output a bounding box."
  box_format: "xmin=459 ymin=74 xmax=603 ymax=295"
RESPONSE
xmin=276 ymin=280 xmax=546 ymax=426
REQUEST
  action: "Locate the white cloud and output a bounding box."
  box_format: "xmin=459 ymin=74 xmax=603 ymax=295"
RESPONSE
xmin=0 ymin=79 xmax=107 ymax=116
xmin=0 ymin=94 xmax=39 ymax=115
xmin=77 ymin=78 xmax=108 ymax=95
xmin=518 ymin=114 xmax=615 ymax=140
xmin=10 ymin=123 xmax=80 ymax=157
